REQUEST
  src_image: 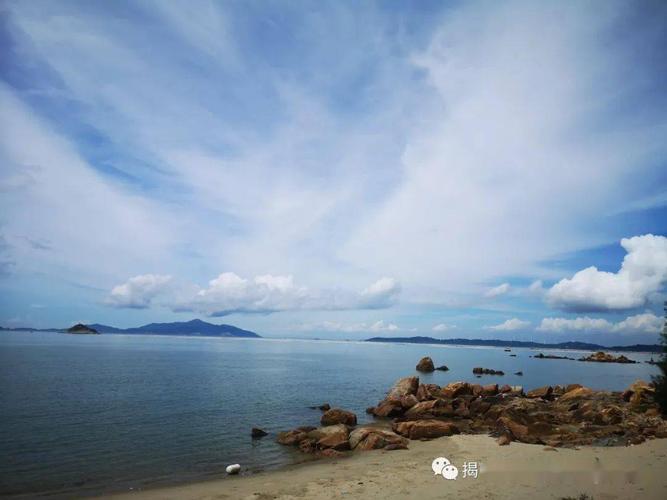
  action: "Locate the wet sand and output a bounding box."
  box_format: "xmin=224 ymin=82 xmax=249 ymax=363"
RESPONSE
xmin=103 ymin=434 xmax=667 ymax=500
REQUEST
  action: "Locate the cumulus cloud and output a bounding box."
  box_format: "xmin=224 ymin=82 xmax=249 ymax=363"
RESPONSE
xmin=484 ymin=283 xmax=510 ymax=298
xmin=107 ymin=272 xmax=400 ymax=315
xmin=546 ymin=235 xmax=667 ymax=312
xmin=485 ymin=318 xmax=531 ymax=331
xmin=433 ymin=323 xmax=456 ymax=332
xmin=106 ymin=274 xmax=173 ymax=309
xmin=537 ymin=313 xmax=663 ymax=334
xmin=305 ymin=320 xmax=400 ymax=333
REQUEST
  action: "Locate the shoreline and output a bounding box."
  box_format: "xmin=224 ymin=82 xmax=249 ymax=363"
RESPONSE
xmin=101 ymin=435 xmax=667 ymax=500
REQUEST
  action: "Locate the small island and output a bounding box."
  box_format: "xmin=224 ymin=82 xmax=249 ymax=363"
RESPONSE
xmin=66 ymin=323 xmax=99 ymax=335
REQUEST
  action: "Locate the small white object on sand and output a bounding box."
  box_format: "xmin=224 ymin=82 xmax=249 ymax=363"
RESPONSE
xmin=225 ymin=464 xmax=241 ymax=475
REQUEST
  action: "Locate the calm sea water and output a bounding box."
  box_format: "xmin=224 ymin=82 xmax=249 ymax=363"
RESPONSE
xmin=0 ymin=331 xmax=660 ymax=498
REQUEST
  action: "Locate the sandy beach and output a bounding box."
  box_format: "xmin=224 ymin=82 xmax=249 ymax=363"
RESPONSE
xmin=104 ymin=435 xmax=667 ymax=500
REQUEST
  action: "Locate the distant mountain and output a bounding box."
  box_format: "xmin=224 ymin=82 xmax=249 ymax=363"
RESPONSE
xmin=89 ymin=319 xmax=260 ymax=338
xmin=366 ymin=336 xmax=662 ymax=353
xmin=67 ymin=323 xmax=99 ymax=334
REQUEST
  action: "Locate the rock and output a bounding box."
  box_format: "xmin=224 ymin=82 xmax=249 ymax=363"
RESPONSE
xmin=321 ymin=408 xmax=357 ymax=426
xmin=472 ymin=367 xmax=505 ymax=375
xmin=533 ymin=352 xmax=573 ymax=360
xmin=393 ymin=419 xmax=460 ymax=440
xmin=307 ymin=424 xmax=349 ymax=440
xmin=499 ymin=384 xmax=512 ymax=394
xmin=559 ymin=387 xmax=593 ymax=402
xmin=251 ymin=427 xmax=268 ymax=438
xmin=404 ymin=399 xmax=444 ymax=419
xmin=299 ymin=438 xmax=317 ymax=453
xmin=482 ymin=384 xmax=499 ymax=396
xmin=349 ymin=427 xmax=409 ymax=450
xmin=565 ymin=384 xmax=583 ymax=393
xmin=276 ymin=430 xmax=308 ymax=446
xmin=527 ymin=386 xmax=553 ymax=400
xmin=387 ymin=376 xmax=420 ymax=399
xmin=579 ymin=351 xmax=637 ymax=364
xmin=318 ymin=429 xmax=351 ymax=451
xmin=416 ymin=383 xmax=441 ymax=401
xmin=435 ymin=365 xmax=449 ymax=371
xmin=400 ymin=394 xmax=419 ymax=409
xmin=497 ymin=434 xmax=512 ymax=446
xmin=317 ymin=403 xmax=331 ymax=411
xmin=441 ymin=381 xmax=472 ymax=398
xmin=416 ymin=357 xmax=435 ymax=372
xmin=372 ymin=398 xmax=404 ymax=418
xmin=225 ymin=464 xmax=241 ymax=475
xmin=514 ymin=371 xmax=523 ymax=376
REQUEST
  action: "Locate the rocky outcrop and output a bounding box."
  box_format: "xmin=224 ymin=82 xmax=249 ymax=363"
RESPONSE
xmin=472 ymin=367 xmax=504 ymax=375
xmin=387 ymin=376 xmax=419 ymax=399
xmin=579 ymin=351 xmax=637 ymax=364
xmin=279 ymin=375 xmax=667 ymax=461
xmin=321 ymin=408 xmax=357 ymax=426
xmin=416 ymin=357 xmax=435 ymax=372
xmin=533 ymin=353 xmax=574 ymax=360
xmin=435 ymin=365 xmax=449 ymax=371
xmin=251 ymin=427 xmax=268 ymax=438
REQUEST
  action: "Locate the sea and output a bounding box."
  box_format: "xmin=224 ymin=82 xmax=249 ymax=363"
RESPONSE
xmin=0 ymin=331 xmax=661 ymax=498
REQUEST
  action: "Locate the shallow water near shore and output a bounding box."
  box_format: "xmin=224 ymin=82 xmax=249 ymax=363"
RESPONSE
xmin=0 ymin=331 xmax=660 ymax=498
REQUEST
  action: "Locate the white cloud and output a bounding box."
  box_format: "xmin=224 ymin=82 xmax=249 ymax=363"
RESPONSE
xmin=433 ymin=323 xmax=455 ymax=332
xmin=613 ymin=313 xmax=663 ymax=334
xmin=537 ymin=313 xmax=663 ymax=335
xmin=106 ymin=274 xmax=172 ymax=309
xmin=485 ymin=318 xmax=531 ymax=331
xmin=528 ymin=280 xmax=545 ymax=295
xmin=310 ymin=320 xmax=400 ymax=333
xmin=484 ymin=283 xmax=510 ymax=298
xmin=547 ymin=235 xmax=667 ymax=312
xmin=107 ymin=273 xmax=400 ymax=315
xmin=537 ymin=316 xmax=612 ymax=333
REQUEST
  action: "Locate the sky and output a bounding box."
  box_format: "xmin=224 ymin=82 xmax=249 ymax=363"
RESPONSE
xmin=1 ymin=0 xmax=666 ymax=345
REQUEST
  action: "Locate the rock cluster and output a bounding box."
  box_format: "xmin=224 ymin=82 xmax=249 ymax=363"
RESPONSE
xmin=367 ymin=376 xmax=666 ymax=448
xmin=277 ymin=419 xmax=408 ymax=457
xmin=579 ymin=351 xmax=637 ymax=364
xmin=277 ymin=376 xmax=667 ymax=460
xmin=472 ymin=367 xmax=505 ymax=375
xmin=533 ymin=353 xmax=574 ymax=360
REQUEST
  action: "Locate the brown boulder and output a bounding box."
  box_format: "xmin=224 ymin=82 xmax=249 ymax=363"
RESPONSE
xmin=527 ymin=386 xmax=553 ymax=400
xmin=441 ymin=381 xmax=472 ymax=398
xmin=400 ymin=394 xmax=419 ymax=409
xmin=393 ymin=419 xmax=460 ymax=440
xmin=387 ymin=376 xmax=420 ymax=399
xmin=319 ymin=448 xmax=344 ymax=458
xmin=404 ymin=399 xmax=442 ymax=419
xmin=416 ymin=383 xmax=441 ymax=401
xmin=318 ymin=432 xmax=351 ymax=451
xmin=416 ymin=357 xmax=435 ymax=372
xmin=277 ymin=430 xmax=308 ymax=446
xmin=349 ymin=427 xmax=409 ymax=450
xmin=499 ymin=384 xmax=512 ymax=394
xmin=321 ymin=408 xmax=357 ymax=426
xmin=559 ymin=387 xmax=593 ymax=402
xmin=482 ymin=384 xmax=499 ymax=396
xmin=372 ymin=399 xmax=404 ymax=418
xmin=251 ymin=427 xmax=268 ymax=438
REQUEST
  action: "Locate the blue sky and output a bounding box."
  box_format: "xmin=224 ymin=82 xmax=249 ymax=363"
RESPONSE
xmin=1 ymin=0 xmax=666 ymax=344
